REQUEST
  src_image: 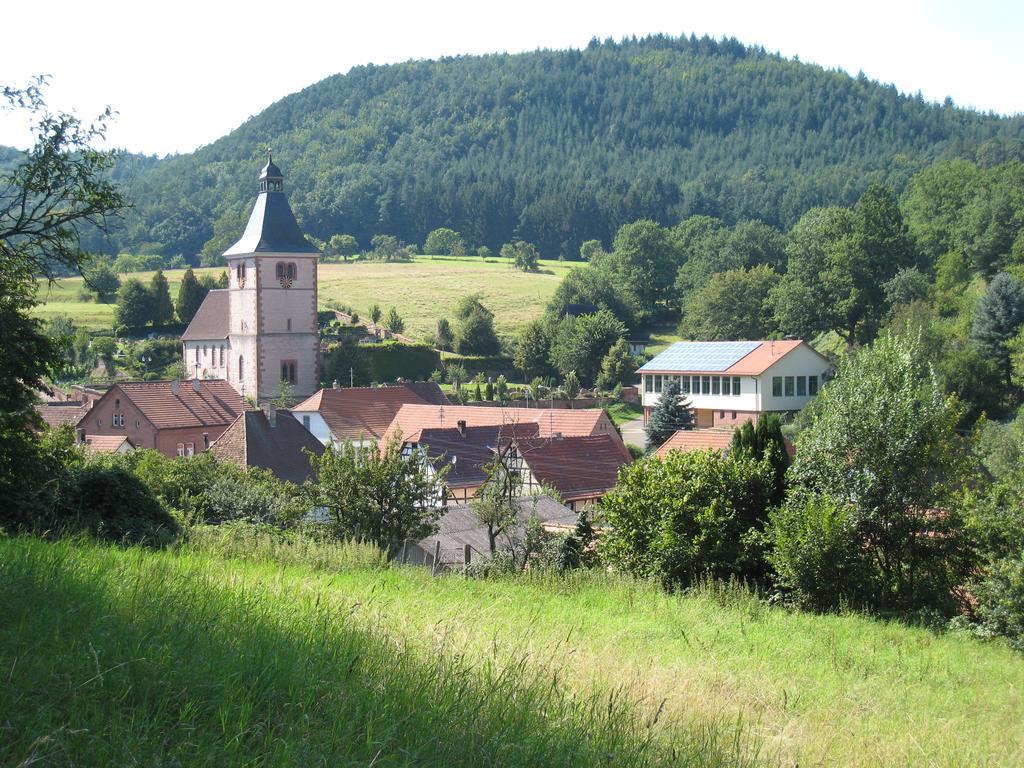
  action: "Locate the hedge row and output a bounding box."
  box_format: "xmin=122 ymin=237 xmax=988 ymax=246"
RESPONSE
xmin=361 ymin=341 xmax=439 ymax=382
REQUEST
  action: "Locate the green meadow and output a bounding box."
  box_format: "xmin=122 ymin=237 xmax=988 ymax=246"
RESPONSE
xmin=33 ymin=256 xmax=577 ymax=341
xmin=3 ymin=533 xmax=1022 ymax=767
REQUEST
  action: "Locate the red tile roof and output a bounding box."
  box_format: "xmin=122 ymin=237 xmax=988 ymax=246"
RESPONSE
xmin=84 ymin=435 xmax=135 ymax=453
xmin=292 ymin=383 xmax=450 ymax=442
xmin=35 ymin=401 xmax=91 ymax=429
xmin=383 ymin=404 xmax=620 ymax=450
xmin=515 ymin=434 xmax=630 ymax=501
xmin=725 ymin=340 xmax=805 ymax=375
xmin=182 ymin=289 xmax=229 ymax=341
xmin=654 ymin=428 xmax=735 ymax=458
xmin=84 ymin=380 xmax=246 ymax=430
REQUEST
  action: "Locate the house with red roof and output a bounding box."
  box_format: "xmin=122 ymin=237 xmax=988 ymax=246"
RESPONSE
xmin=387 ymin=406 xmax=630 ymax=508
xmin=76 ymin=379 xmax=247 ymax=458
xmin=654 ymin=427 xmax=796 ymax=459
xmin=638 ymin=340 xmax=832 ymax=428
xmin=290 ymin=382 xmax=449 ymax=446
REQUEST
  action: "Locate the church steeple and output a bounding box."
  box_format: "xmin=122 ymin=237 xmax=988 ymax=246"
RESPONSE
xmin=258 ymin=151 xmax=284 ymax=193
xmin=223 ymin=155 xmax=319 ymax=257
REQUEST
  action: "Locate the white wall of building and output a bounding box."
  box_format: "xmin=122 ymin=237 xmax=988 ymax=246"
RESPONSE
xmin=642 ymin=374 xmax=758 ymax=412
xmin=756 ymin=344 xmax=832 ymax=412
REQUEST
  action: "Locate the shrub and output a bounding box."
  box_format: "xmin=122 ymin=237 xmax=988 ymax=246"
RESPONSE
xmin=63 ymin=464 xmax=180 ymax=546
xmin=360 ymin=341 xmax=440 ymax=382
xmin=767 ymin=491 xmax=875 ymax=610
xmin=600 ymin=451 xmax=774 ymax=587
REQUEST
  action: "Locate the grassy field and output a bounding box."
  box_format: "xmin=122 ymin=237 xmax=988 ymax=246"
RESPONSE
xmin=319 ymin=255 xmax=573 ymax=339
xmin=0 ymin=536 xmax=748 ymax=768
xmin=34 ymin=256 xmax=572 ymax=339
xmin=3 ymin=534 xmax=1022 ymax=767
xmin=33 ymin=267 xmax=224 ymax=330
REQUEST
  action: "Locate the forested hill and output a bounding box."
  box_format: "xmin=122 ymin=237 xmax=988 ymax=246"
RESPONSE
xmin=100 ymin=35 xmax=1023 ymax=259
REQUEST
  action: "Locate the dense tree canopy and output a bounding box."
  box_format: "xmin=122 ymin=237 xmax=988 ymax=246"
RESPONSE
xmin=73 ymin=35 xmax=1021 ymax=262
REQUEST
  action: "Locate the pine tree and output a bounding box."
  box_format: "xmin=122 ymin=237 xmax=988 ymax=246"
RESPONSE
xmin=645 ymin=380 xmax=693 ymax=448
xmin=972 ymin=272 xmax=1024 ymax=384
xmin=175 ymin=268 xmax=206 ymax=324
xmin=731 ymin=414 xmax=790 ymax=503
xmin=436 ymin=318 xmax=454 ymax=351
xmin=149 ymin=269 xmax=174 ymax=327
xmin=385 ymin=307 xmax=404 ymax=333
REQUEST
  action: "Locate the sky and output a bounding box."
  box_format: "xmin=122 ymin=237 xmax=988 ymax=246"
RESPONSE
xmin=1 ymin=0 xmax=1022 ymax=156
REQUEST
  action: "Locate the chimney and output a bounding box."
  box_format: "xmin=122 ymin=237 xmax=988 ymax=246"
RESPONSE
xmin=192 ymin=378 xmax=201 ymax=393
xmin=263 ymin=402 xmax=277 ymax=427
xmin=170 ymin=380 xmax=180 ymax=396
xmin=457 ymin=419 xmax=467 ymax=436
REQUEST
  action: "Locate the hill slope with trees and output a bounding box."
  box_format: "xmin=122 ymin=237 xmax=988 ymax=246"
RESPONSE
xmin=81 ymin=34 xmax=1023 ymax=259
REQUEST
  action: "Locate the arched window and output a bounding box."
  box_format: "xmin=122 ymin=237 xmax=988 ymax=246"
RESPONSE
xmin=238 ymin=355 xmax=245 ymax=381
xmin=286 ymin=262 xmax=297 ymax=280
xmin=236 ymin=263 xmax=246 ymax=286
xmin=275 ymin=262 xmax=285 ymax=279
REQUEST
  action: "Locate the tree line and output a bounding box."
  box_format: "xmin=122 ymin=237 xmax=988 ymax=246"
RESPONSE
xmin=73 ymin=34 xmax=1021 ymax=262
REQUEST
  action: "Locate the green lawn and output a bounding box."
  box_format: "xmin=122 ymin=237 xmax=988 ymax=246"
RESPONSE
xmin=599 ymin=401 xmax=644 ymax=426
xmin=33 ymin=267 xmax=224 ymax=330
xmin=319 ymin=255 xmax=572 ymax=340
xmin=3 ymin=535 xmax=1022 ymax=767
xmin=34 ymin=256 xmax=571 ymax=339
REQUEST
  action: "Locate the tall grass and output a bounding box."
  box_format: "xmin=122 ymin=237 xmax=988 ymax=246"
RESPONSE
xmin=183 ymin=522 xmax=389 ymax=571
xmin=0 ymin=537 xmax=753 ymax=767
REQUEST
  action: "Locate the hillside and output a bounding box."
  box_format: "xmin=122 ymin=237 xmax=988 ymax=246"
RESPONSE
xmin=4 ymin=535 xmax=1023 ymax=767
xmin=95 ymin=35 xmax=1022 ymax=260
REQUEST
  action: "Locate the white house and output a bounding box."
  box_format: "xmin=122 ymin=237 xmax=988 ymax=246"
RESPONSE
xmin=638 ymin=340 xmax=832 ymax=428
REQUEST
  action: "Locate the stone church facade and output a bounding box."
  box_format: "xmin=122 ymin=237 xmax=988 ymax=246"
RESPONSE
xmin=182 ymin=158 xmax=320 ymax=401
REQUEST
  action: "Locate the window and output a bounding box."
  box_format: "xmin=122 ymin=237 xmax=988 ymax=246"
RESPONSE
xmin=797 ymin=376 xmax=807 ymax=396
xmin=202 ymin=433 xmax=209 ymax=450
xmin=238 ymin=355 xmax=245 ymax=381
xmin=711 ymin=376 xmax=720 ymax=395
xmin=731 ymin=411 xmax=737 ymax=419
xmin=135 ymin=420 xmax=141 ymax=429
xmin=194 ymin=346 xmax=199 ymax=364
xmin=302 ymin=415 xmax=311 ymax=430
xmin=719 ymin=411 xmax=725 ymax=419
xmin=722 ymin=376 xmax=731 ymax=396
xmin=186 ymin=443 xmax=195 ymax=457
xmin=654 ymin=375 xmax=662 ymax=394
xmin=219 ymin=346 xmax=224 ymax=366
xmin=772 ymin=376 xmax=782 ymax=397
xmin=645 ymin=376 xmax=653 ymax=393
xmin=681 ymin=376 xmax=690 ymax=395
xmin=276 ymin=262 xmax=285 ymax=279
xmin=236 ymin=263 xmax=246 ymax=286
xmin=281 ymin=360 xmax=297 ymax=384
xmin=701 ymin=376 xmax=710 ymax=395
xmin=785 ymin=376 xmax=795 ymax=397
xmin=733 ymin=377 xmax=741 ymax=396
xmin=808 ymin=375 xmax=819 ymax=395
xmin=176 ymin=443 xmax=185 ymax=457
xmin=286 ymin=318 xmax=292 ymax=331
xmin=287 ymin=263 xmax=297 ymax=280
xmin=111 ymin=413 xmax=124 ymax=428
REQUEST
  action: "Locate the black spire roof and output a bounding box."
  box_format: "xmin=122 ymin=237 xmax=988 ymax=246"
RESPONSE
xmin=223 ymin=157 xmax=319 ymax=257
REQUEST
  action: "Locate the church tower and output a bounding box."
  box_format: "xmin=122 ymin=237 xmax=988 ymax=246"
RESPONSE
xmin=222 ymin=156 xmax=320 ymax=401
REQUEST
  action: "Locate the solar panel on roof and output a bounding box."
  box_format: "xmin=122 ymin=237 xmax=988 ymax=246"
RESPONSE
xmin=638 ymin=341 xmax=761 ymax=372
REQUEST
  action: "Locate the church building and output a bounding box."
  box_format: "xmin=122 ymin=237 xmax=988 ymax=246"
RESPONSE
xmin=182 ymin=157 xmax=320 ymax=401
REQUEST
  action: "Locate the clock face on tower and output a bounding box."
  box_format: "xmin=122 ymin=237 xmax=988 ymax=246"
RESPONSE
xmin=184 ymin=156 xmax=321 ymax=402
